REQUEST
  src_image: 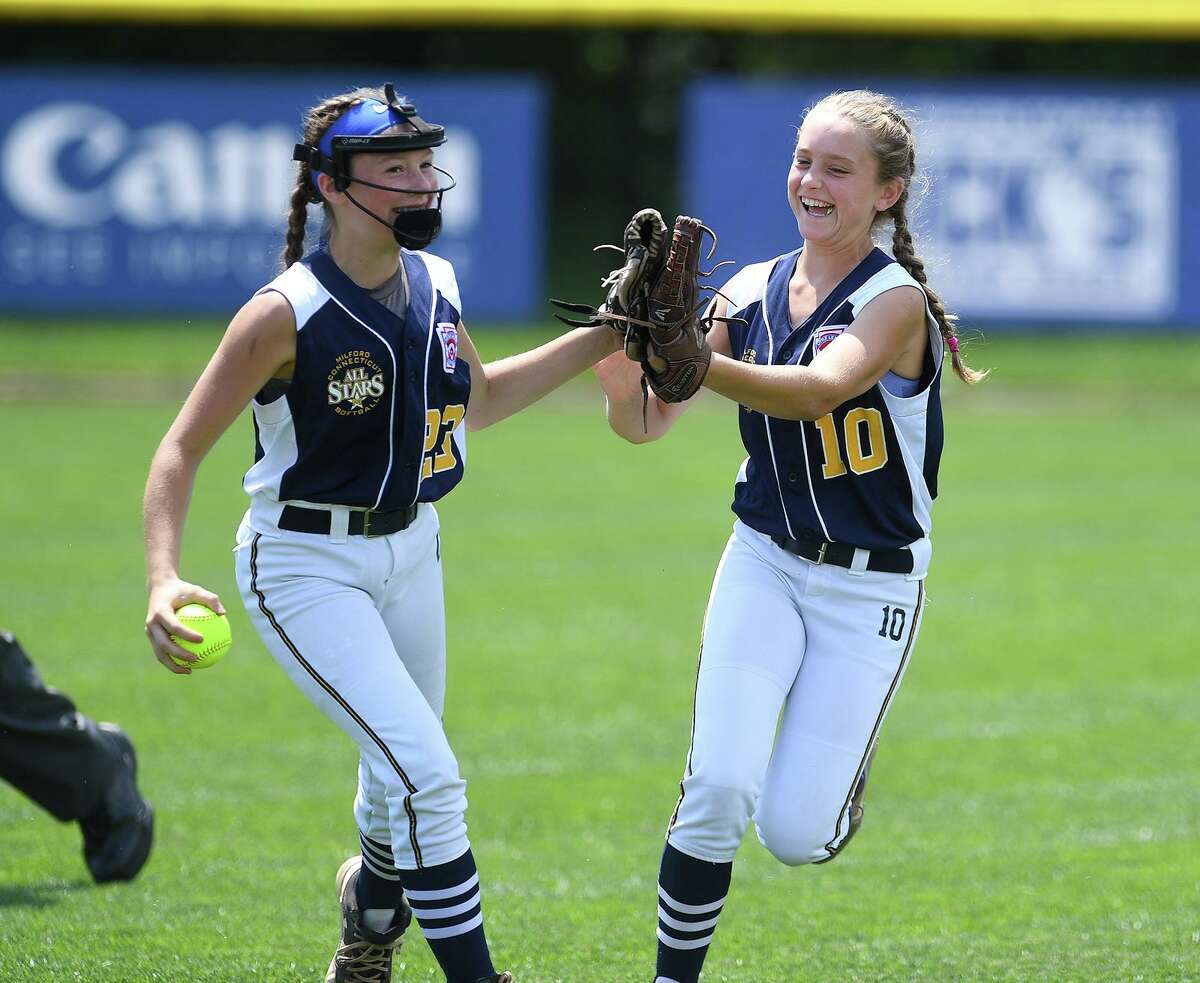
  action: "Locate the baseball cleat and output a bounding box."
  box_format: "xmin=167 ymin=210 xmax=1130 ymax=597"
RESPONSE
xmin=325 ymin=855 xmax=412 ymax=983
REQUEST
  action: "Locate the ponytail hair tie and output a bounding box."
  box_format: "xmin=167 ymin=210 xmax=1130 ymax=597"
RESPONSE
xmin=947 ymin=335 xmax=960 ymax=355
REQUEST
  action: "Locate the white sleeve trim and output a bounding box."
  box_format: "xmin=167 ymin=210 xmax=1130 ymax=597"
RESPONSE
xmin=851 ymin=263 xmax=945 ymax=391
xmin=847 ymin=263 xmax=923 ymax=316
xmin=719 ymin=257 xmax=777 ymax=316
xmin=255 ymin=263 xmax=328 ymax=332
xmin=415 ymin=250 xmax=463 ymax=318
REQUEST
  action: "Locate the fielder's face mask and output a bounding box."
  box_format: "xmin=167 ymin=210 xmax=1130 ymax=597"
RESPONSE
xmin=292 ymin=84 xmax=457 ymax=250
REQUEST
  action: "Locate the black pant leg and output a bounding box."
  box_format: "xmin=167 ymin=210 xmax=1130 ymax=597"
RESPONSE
xmin=0 ymin=630 xmax=118 ymax=821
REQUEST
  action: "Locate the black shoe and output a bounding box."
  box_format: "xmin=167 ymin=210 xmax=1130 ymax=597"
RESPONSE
xmin=326 ymin=856 xmax=412 ymax=983
xmin=472 ymin=975 xmax=513 ymax=983
xmin=79 ymin=723 xmax=154 ymax=883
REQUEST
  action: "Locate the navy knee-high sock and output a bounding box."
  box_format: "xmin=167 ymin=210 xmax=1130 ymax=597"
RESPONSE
xmin=356 ymin=833 xmax=407 ymax=913
xmin=655 ymin=842 xmax=732 ymax=983
xmin=398 ymin=848 xmax=495 ymax=983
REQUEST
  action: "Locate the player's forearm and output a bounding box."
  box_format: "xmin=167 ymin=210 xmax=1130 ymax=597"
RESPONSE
xmin=143 ymin=441 xmax=200 ymax=587
xmin=467 ymin=326 xmax=618 ymax=430
xmin=704 ymin=354 xmax=841 ymax=421
xmin=603 ymin=391 xmax=671 ymax=444
xmin=593 ymin=351 xmax=678 ymax=443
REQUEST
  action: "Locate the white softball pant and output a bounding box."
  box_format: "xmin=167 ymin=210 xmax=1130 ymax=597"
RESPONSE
xmin=666 ymin=520 xmax=927 ymax=866
xmin=233 ymin=502 xmax=469 ymax=870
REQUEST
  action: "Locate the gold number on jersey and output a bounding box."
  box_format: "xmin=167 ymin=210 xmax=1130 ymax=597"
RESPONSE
xmin=421 ymin=404 xmax=466 ymax=480
xmin=814 ymin=407 xmax=888 ymax=479
xmin=814 ymin=414 xmax=848 ymax=478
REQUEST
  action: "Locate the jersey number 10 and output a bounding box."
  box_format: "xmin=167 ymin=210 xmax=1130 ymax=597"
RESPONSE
xmin=814 ymin=407 xmax=888 ymax=479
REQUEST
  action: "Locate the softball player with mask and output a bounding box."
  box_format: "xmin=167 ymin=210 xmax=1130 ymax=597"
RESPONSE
xmin=143 ymin=85 xmax=620 ymax=983
xmin=595 ymin=90 xmax=985 ymax=983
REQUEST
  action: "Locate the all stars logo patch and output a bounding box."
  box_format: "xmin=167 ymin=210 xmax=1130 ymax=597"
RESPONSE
xmin=327 ymin=350 xmax=385 ymax=416
xmin=437 ymin=322 xmax=458 ymax=372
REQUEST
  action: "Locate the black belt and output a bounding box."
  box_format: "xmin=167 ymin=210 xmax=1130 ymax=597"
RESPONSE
xmin=771 ymin=532 xmax=913 ymax=574
xmin=279 ymin=504 xmax=419 ymax=538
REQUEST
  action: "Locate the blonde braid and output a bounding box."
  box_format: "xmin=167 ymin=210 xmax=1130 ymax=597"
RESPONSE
xmin=889 ymin=194 xmax=985 ymax=384
xmin=278 ymin=87 xmax=387 ymax=271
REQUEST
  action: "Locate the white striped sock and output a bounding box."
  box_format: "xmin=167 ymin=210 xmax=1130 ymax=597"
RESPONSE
xmin=407 ymin=875 xmax=483 ymax=939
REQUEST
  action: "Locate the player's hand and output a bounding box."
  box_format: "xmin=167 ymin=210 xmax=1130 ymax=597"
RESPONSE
xmin=593 ymin=348 xmax=647 ymax=400
xmin=145 ymin=579 xmax=226 ymax=675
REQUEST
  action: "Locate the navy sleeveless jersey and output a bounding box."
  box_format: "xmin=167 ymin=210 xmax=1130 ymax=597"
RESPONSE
xmin=243 ymin=248 xmax=471 ymax=510
xmin=724 ymin=247 xmax=944 ymax=551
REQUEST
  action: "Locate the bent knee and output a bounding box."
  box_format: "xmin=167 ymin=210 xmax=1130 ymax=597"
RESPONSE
xmin=757 ymin=826 xmax=830 ymax=866
xmin=756 ymin=807 xmax=866 ymax=867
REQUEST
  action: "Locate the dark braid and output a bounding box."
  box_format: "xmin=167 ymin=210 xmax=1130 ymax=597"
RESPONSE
xmin=804 ymin=91 xmax=987 ymax=384
xmin=279 ymin=86 xmax=387 ymax=271
xmin=281 ymin=174 xmax=313 ymax=270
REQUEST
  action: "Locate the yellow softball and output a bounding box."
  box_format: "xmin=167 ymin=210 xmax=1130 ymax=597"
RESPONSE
xmin=169 ymin=603 xmax=232 ymax=669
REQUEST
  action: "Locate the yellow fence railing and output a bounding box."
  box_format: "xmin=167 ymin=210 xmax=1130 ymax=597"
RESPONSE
xmin=1 ymin=0 xmax=1199 ymax=39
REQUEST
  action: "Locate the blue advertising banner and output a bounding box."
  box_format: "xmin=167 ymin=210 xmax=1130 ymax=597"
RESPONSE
xmin=685 ymin=78 xmax=1200 ymax=327
xmin=0 ymin=69 xmax=545 ymax=320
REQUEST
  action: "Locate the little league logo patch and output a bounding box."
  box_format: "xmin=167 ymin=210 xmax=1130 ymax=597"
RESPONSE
xmin=327 ymin=350 xmax=386 ymax=417
xmin=813 ymin=326 xmax=848 ymax=354
xmin=437 ymin=322 xmax=458 ymax=372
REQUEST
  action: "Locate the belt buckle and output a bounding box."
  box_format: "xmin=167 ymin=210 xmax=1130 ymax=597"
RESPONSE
xmin=814 ymin=541 xmax=827 ymax=565
xmin=361 ymin=509 xmax=375 ymax=538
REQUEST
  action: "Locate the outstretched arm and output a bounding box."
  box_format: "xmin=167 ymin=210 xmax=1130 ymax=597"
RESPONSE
xmin=457 ymin=322 xmax=621 ymax=431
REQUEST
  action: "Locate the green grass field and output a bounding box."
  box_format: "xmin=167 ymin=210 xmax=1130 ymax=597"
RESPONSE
xmin=1 ymin=324 xmax=1198 ymax=982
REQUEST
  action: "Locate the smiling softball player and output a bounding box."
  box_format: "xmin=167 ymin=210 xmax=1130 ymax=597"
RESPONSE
xmin=594 ymin=90 xmax=986 ymax=983
xmin=143 ymin=83 xmax=621 ymax=983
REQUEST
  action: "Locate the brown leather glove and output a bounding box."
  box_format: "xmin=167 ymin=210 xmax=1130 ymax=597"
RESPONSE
xmin=642 ymin=215 xmax=712 ymax=403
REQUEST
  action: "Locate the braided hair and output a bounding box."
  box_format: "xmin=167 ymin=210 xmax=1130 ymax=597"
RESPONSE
xmin=804 ymin=91 xmax=987 ymax=384
xmin=280 ymin=86 xmax=387 ymax=271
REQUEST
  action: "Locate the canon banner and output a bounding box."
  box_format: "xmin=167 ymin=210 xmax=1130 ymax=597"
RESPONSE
xmin=0 ymin=69 xmax=545 ymax=320
xmin=684 ymin=79 xmax=1200 ymax=326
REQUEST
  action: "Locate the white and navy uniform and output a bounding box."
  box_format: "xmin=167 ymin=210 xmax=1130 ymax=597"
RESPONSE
xmin=233 ymin=246 xmax=475 ymax=873
xmin=663 ymin=246 xmax=943 ymax=878
xmin=729 ymin=245 xmax=942 ymax=560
